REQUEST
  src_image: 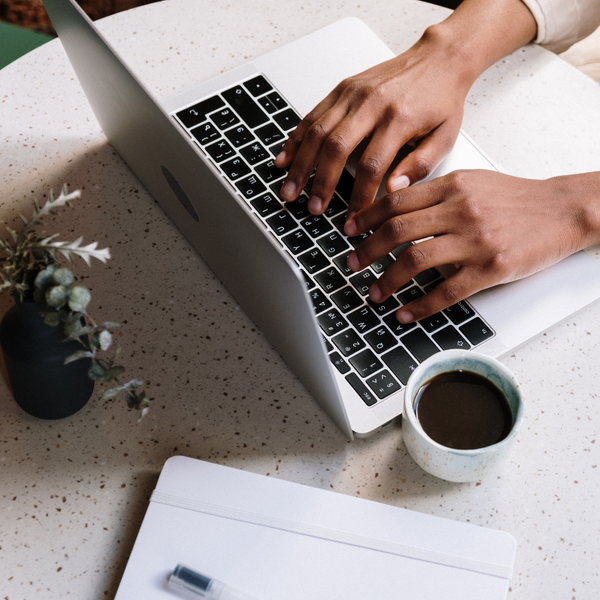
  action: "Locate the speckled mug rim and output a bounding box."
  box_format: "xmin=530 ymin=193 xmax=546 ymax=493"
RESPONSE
xmin=403 ymin=349 xmax=525 ymax=456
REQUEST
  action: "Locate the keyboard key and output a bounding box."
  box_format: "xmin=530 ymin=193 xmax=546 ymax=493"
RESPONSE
xmin=330 ymin=351 xmax=351 ymax=374
xmin=176 ymin=95 xmax=225 ymax=128
xmin=371 ymin=254 xmax=394 ymax=275
xmin=235 ymin=174 xmax=266 ymax=198
xmin=266 ymin=91 xmax=288 ymax=111
xmin=335 ymin=169 xmax=355 ymax=200
xmin=345 ymin=373 xmax=377 ymax=406
xmin=282 ymin=229 xmax=313 ymax=255
xmin=333 ymin=329 xmax=366 ymax=357
xmin=225 ymin=124 xmax=255 ymax=147
xmin=347 ymin=232 xmax=371 ymax=248
xmin=331 ymin=287 xmax=363 ymax=313
xmin=366 ymin=370 xmax=402 ymax=399
xmin=301 ymin=270 xmax=315 ymax=291
xmin=222 ymin=85 xmax=269 ymax=128
xmin=415 ymin=268 xmax=441 ymax=287
xmin=459 ymin=317 xmax=494 ymax=346
xmin=323 ymin=193 xmax=348 ymax=218
xmin=401 ymin=328 xmax=440 ymax=363
xmin=383 ymin=313 xmax=417 ymax=336
xmin=315 ymin=266 xmax=347 ymax=293
xmin=348 ymin=305 xmax=381 ymax=334
xmin=333 ymin=251 xmax=353 ymax=277
xmin=317 ymin=309 xmax=348 ymax=336
xmin=256 ymin=159 xmax=287 ymax=183
xmin=286 ymin=195 xmax=311 ymax=220
xmin=382 ymin=346 xmax=418 ymax=384
xmin=444 ymin=301 xmax=475 ymax=325
xmin=349 ymin=348 xmax=383 ymax=377
xmin=257 ymin=95 xmax=278 ymax=114
xmin=243 ymin=75 xmax=273 ymax=97
xmin=221 ymin=156 xmax=251 ymax=181
xmin=240 ymin=142 xmax=270 ymax=165
xmin=309 ymin=288 xmax=332 ymax=313
xmin=432 ymin=326 xmax=471 ymax=350
xmin=250 ymin=192 xmax=281 ymax=217
xmin=273 ymin=108 xmax=301 ymax=131
xmin=418 ymin=312 xmax=448 ymax=334
xmin=266 ymin=211 xmax=298 ymax=236
xmin=210 ymin=107 xmax=240 ymax=130
xmin=301 ymin=214 xmax=333 ymax=238
xmin=397 ymin=286 xmax=424 ymax=305
xmin=365 ymin=326 xmax=399 ymax=354
xmin=269 ymin=140 xmax=286 ymax=157
xmin=368 ymin=296 xmax=400 ymax=316
xmin=298 ymin=247 xmax=330 ymax=274
xmin=205 ymin=139 xmax=235 ymax=162
xmin=255 ymin=123 xmax=285 ymax=146
xmin=191 ymin=122 xmax=221 ymax=145
xmin=350 ymin=270 xmax=377 ymax=295
xmin=317 ymin=231 xmax=350 ymax=257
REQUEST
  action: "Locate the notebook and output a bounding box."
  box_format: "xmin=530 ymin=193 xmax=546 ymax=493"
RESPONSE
xmin=42 ymin=0 xmax=600 ymax=439
xmin=114 ymin=456 xmax=517 ymax=600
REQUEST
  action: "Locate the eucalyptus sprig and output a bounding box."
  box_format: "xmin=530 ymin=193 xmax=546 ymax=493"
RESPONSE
xmin=1 ymin=185 xmax=151 ymax=420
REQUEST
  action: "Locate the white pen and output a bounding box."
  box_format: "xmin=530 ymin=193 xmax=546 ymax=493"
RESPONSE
xmin=168 ymin=564 xmax=259 ymax=600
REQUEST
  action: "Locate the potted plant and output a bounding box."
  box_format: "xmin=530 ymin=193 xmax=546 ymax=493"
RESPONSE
xmin=0 ymin=185 xmax=150 ymax=420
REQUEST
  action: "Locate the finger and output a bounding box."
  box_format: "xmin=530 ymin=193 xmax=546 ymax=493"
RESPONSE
xmin=387 ymin=121 xmax=460 ymax=192
xmin=278 ymin=103 xmax=350 ymax=203
xmin=368 ymin=234 xmax=467 ymax=302
xmin=275 ymin=92 xmax=340 ymax=169
xmin=394 ymin=266 xmax=489 ymax=323
xmin=345 ymin=127 xmax=412 ymax=218
xmin=306 ymin=114 xmax=379 ymax=214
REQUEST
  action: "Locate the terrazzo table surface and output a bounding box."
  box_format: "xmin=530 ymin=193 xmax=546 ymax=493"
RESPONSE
xmin=1 ymin=1 xmax=600 ymax=598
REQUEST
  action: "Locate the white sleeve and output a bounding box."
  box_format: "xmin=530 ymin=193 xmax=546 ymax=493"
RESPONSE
xmin=521 ymin=0 xmax=600 ymax=52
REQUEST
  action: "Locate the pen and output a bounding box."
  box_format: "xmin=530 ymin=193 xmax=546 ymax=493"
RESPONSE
xmin=168 ymin=563 xmax=259 ymax=600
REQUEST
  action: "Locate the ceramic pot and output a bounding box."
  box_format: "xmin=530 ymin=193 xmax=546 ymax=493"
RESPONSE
xmin=0 ymin=298 xmax=94 ymax=419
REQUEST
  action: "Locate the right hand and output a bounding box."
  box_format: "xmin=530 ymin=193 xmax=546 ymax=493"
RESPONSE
xmin=274 ymin=27 xmax=476 ymax=217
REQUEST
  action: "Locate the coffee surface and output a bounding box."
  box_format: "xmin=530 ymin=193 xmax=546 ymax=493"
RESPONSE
xmin=414 ymin=370 xmax=513 ymax=450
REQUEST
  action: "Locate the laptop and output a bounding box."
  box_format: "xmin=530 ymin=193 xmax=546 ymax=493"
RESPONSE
xmin=42 ymin=0 xmax=600 ymax=439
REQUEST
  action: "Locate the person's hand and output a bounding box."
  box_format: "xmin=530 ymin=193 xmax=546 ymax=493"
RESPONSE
xmin=274 ymin=29 xmax=476 ymax=217
xmin=344 ymin=170 xmax=600 ymax=322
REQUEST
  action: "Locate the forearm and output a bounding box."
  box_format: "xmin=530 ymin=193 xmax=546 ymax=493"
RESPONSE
xmin=419 ymin=0 xmax=538 ymax=88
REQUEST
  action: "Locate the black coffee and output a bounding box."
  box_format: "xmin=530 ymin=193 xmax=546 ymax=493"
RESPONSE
xmin=414 ymin=370 xmax=513 ymax=450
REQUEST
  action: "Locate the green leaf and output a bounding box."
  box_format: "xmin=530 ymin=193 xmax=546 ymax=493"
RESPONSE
xmin=42 ymin=309 xmax=67 ymax=327
xmin=64 ymin=325 xmax=96 ymax=340
xmin=52 ymin=267 xmax=74 ymax=286
xmin=101 ymin=386 xmax=124 ymax=400
xmin=68 ymin=285 xmax=91 ymax=312
xmin=99 ymin=330 xmax=112 ymax=351
xmin=45 ymin=284 xmax=70 ymax=308
xmin=34 ymin=264 xmax=58 ymax=290
xmin=65 ymin=350 xmax=94 ymax=364
xmin=102 ymin=365 xmax=125 ymax=381
xmin=88 ymin=362 xmax=107 ymax=381
xmin=100 ymin=321 xmax=121 ymax=329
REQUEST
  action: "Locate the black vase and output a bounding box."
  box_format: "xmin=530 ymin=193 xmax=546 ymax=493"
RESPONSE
xmin=0 ymin=298 xmax=94 ymax=419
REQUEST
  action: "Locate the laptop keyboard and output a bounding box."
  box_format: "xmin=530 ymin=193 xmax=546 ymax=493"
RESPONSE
xmin=172 ymin=74 xmax=495 ymax=408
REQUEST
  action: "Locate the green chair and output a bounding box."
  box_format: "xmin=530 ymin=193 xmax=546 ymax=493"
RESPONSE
xmin=0 ymin=21 xmax=53 ymax=70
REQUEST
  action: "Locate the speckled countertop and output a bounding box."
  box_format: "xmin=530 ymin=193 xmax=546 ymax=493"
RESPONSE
xmin=1 ymin=1 xmax=599 ymax=599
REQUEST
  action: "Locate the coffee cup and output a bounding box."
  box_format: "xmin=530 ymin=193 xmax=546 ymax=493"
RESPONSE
xmin=402 ymin=349 xmax=525 ymax=482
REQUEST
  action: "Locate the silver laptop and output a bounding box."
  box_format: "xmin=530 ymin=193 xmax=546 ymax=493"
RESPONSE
xmin=42 ymin=0 xmax=600 ymax=439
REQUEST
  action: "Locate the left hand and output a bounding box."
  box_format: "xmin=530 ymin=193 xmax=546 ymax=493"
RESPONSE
xmin=343 ymin=169 xmax=600 ymax=322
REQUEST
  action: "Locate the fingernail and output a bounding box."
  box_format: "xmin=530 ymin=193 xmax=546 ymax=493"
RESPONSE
xmin=347 ymin=252 xmax=360 ymax=272
xmin=388 ymin=175 xmax=410 ymax=192
xmin=397 ymin=310 xmax=414 ymax=323
xmin=280 ymin=181 xmax=297 ymax=201
xmin=369 ymin=284 xmax=382 ymax=302
xmin=344 ymin=218 xmax=357 ymax=237
xmin=308 ymin=195 xmax=323 ymax=214
xmin=275 ymin=150 xmax=287 ymax=164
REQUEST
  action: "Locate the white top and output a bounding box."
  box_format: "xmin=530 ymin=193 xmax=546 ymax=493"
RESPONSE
xmin=523 ymin=0 xmax=600 ymax=51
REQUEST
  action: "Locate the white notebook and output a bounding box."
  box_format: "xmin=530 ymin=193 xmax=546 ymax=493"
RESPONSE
xmin=115 ymin=456 xmax=516 ymax=599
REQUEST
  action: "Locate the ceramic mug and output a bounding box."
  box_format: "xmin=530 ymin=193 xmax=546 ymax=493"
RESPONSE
xmin=402 ymin=349 xmax=525 ymax=482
